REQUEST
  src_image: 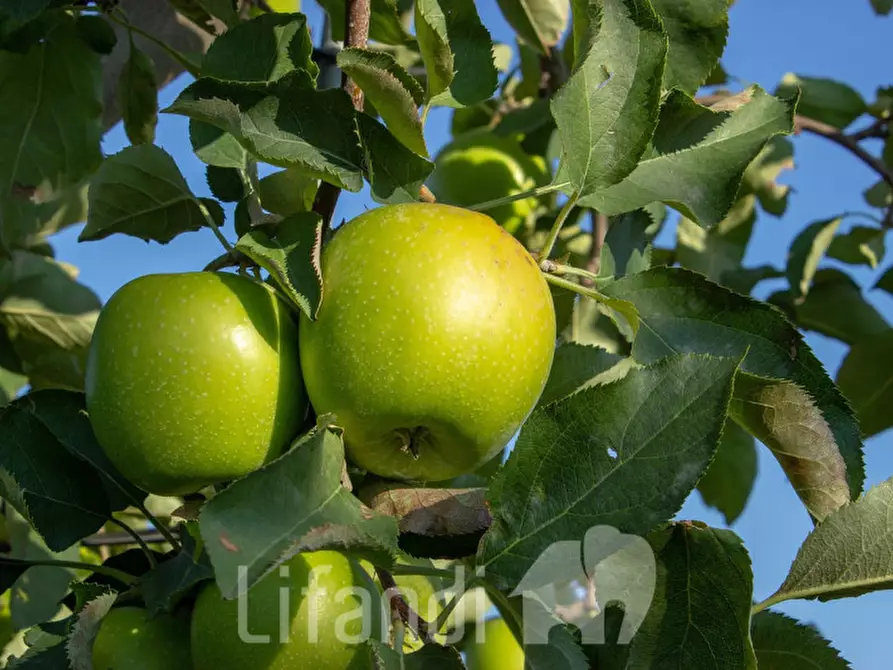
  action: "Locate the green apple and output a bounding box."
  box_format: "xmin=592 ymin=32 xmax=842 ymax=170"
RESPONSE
xmin=191 ymin=551 xmax=383 ymax=670
xmin=463 ymin=617 xmax=524 ymax=670
xmin=299 ymin=203 xmax=556 ymax=481
xmin=86 ymin=272 xmax=305 ymax=495
xmin=267 ymin=0 xmax=301 ymax=11
xmin=92 ymin=607 xmax=191 ymax=670
xmin=427 ymin=130 xmax=550 ymax=234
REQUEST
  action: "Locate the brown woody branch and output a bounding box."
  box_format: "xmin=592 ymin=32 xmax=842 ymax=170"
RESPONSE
xmin=795 ymin=116 xmax=893 ymax=189
xmin=311 ymin=0 xmax=371 ymax=229
xmin=585 ymin=211 xmax=609 ymax=284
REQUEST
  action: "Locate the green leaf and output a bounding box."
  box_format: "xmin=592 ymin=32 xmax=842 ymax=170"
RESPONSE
xmin=478 ymin=354 xmax=739 ymax=590
xmin=677 ymin=195 xmax=756 ymax=283
xmin=205 ymin=166 xmax=244 ymax=203
xmin=142 ymin=523 xmax=212 ymax=616
xmin=863 ymin=180 xmax=891 ymax=208
xmin=5 ymin=639 xmax=68 ymax=669
xmin=5 ymin=508 xmax=82 ymax=630
xmin=0 ymin=0 xmax=50 ymax=23
xmin=624 ymin=523 xmax=756 ymax=669
xmin=785 ymin=216 xmax=842 ymax=299
xmin=827 ymin=225 xmax=886 ymax=268
xmin=751 ymin=611 xmax=850 ymax=670
xmin=731 ymin=374 xmax=850 ymax=522
xmin=190 ymin=119 xmax=248 ymax=168
xmin=581 ymin=87 xmax=796 ymax=226
xmin=118 ymin=38 xmax=158 ymax=146
xmin=257 ymin=169 xmax=317 ymax=216
xmin=167 ymin=76 xmax=365 ymax=191
xmin=234 ymin=213 xmax=323 ymax=319
xmin=199 ymin=425 xmax=399 ymax=598
xmin=0 ymin=252 xmax=99 ymax=391
xmin=415 ymin=0 xmax=498 ymax=108
xmin=871 ymin=0 xmax=893 ymax=14
xmin=12 ymin=390 xmax=146 ymax=510
xmin=404 ymin=644 xmax=466 ymax=669
xmin=81 ymin=145 xmax=211 ymax=243
xmin=167 ymin=0 xmax=239 ymax=32
xmin=837 ymin=331 xmax=893 ymax=438
xmin=74 ymin=15 xmax=117 ymax=55
xmin=741 ymin=136 xmax=794 ymax=216
xmin=650 ymin=0 xmax=730 ymax=94
xmin=876 ymin=264 xmax=893 ymax=296
xmin=553 ymin=0 xmax=667 ymax=197
xmin=65 ymin=589 xmax=116 ymax=670
xmin=0 ymin=15 xmax=101 ymax=254
xmin=775 ymin=73 xmax=867 ymax=129
xmin=721 ymin=265 xmax=783 ymax=295
xmin=318 ymin=0 xmax=410 ymax=45
xmin=0 ymin=398 xmax=119 ymax=551
xmin=537 ymin=342 xmax=624 ymax=407
xmin=769 ymin=269 xmax=890 ymax=346
xmin=697 ymin=421 xmax=757 ymax=525
xmin=495 ymin=0 xmax=570 ymax=54
xmin=200 ymin=12 xmax=317 ymax=85
xmin=767 ymin=476 xmax=893 ymax=605
xmin=602 ymin=267 xmax=865 ymax=507
xmin=600 ymin=209 xmax=655 ymax=278
xmin=0 ymin=366 xmax=27 ymax=405
xmin=357 ymin=114 xmax=435 ymax=204
xmin=337 ymin=47 xmax=427 ymax=156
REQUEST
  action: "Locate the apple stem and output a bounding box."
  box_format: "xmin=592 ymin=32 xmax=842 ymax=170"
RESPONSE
xmin=540 ymin=259 xmax=607 ymax=287
xmin=537 ymin=192 xmax=580 ymax=262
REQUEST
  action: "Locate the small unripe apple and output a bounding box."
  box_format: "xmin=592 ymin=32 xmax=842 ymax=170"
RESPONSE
xmin=191 ymin=551 xmax=383 ymax=670
xmin=463 ymin=617 xmax=524 ymax=670
xmin=427 ymin=131 xmax=550 ymax=234
xmin=299 ymin=203 xmax=556 ymax=481
xmin=92 ymin=607 xmax=191 ymax=670
xmin=85 ymin=272 xmax=305 ymax=495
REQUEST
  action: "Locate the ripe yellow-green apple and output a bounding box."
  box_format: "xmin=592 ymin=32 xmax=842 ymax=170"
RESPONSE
xmin=427 ymin=130 xmax=550 ymax=234
xmin=191 ymin=551 xmax=383 ymax=670
xmin=92 ymin=607 xmax=191 ymax=670
xmin=299 ymin=203 xmax=555 ymax=481
xmin=85 ymin=272 xmax=305 ymax=495
xmin=463 ymin=617 xmax=524 ymax=670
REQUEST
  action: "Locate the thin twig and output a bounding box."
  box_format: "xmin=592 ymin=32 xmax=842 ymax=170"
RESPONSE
xmin=109 ymin=519 xmax=159 ymax=566
xmin=375 ymin=567 xmax=433 ymax=643
xmin=82 ymin=530 xmax=173 ymax=547
xmin=796 ymin=116 xmax=893 ymax=189
xmin=697 ymin=93 xmax=893 ymax=189
xmin=848 ymin=117 xmax=890 ymax=142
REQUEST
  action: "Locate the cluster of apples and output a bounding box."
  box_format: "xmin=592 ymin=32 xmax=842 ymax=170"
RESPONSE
xmin=85 ymin=200 xmax=554 ymax=669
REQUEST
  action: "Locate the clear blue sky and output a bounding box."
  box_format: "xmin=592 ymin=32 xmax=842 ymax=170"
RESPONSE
xmin=52 ymin=1 xmax=892 ymax=666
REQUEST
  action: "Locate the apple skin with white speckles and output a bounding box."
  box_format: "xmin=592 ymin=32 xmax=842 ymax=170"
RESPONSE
xmin=299 ymin=203 xmax=556 ymax=482
xmin=85 ymin=272 xmax=305 ymax=496
xmin=191 ymin=550 xmax=383 ymax=670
